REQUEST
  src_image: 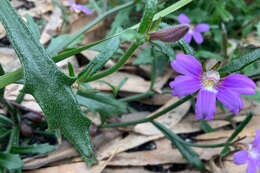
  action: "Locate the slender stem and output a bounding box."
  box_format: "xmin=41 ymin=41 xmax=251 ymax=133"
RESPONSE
xmin=0 ymin=130 xmax=11 ymax=141
xmin=119 ymin=90 xmax=155 ymax=102
xmin=64 ymin=0 xmax=135 ymax=49
xmin=5 ymin=126 xmax=18 ymax=153
xmin=101 ymin=95 xmax=192 ymax=128
xmin=149 ymin=52 xmax=156 ymax=90
xmin=85 ymin=42 xmax=140 ymax=82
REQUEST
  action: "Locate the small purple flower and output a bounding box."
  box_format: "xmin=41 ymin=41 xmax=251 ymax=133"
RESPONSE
xmin=234 ymin=129 xmax=260 ymax=173
xmin=177 ymin=14 xmax=210 ymax=44
xmin=67 ymin=0 xmax=91 ymax=15
xmin=169 ymin=54 xmax=256 ymax=120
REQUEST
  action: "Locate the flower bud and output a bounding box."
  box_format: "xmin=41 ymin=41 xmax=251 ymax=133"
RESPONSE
xmin=148 ymin=24 xmax=189 ymax=42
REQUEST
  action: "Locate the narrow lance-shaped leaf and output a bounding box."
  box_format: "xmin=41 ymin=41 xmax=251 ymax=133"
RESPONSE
xmin=0 ymin=0 xmax=97 ymax=165
xmin=138 ymin=0 xmax=158 ymax=34
xmin=78 ymin=34 xmax=120 ymax=82
xmin=219 ymin=49 xmax=260 ymax=74
xmin=152 ymin=120 xmax=206 ymax=171
xmin=11 ymin=143 xmax=56 ymax=155
xmin=0 ymin=152 xmax=23 ymax=170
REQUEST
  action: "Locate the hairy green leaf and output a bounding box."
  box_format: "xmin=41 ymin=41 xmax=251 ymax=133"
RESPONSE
xmin=133 ymin=48 xmax=152 ymax=65
xmin=196 ymin=50 xmax=224 ymax=61
xmin=78 ymin=36 xmax=120 ymax=82
xmin=0 ymin=152 xmax=23 ymax=170
xmin=177 ymin=39 xmax=196 ymax=56
xmin=11 ymin=143 xmax=56 ymax=154
xmin=0 ymin=0 xmax=96 ymax=165
xmin=138 ymin=0 xmax=158 ymax=34
xmin=219 ymin=49 xmax=260 ymax=73
xmin=24 ymin=14 xmax=40 ymax=41
xmin=152 ymin=120 xmax=206 ymax=171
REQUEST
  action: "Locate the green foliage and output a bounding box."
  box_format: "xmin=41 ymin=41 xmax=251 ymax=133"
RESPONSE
xmin=138 ymin=0 xmax=158 ymax=34
xmin=0 ymin=114 xmax=13 ymax=127
xmin=196 ymin=50 xmax=224 ymax=61
xmin=133 ymin=48 xmax=152 ymax=65
xmin=0 ymin=153 xmax=23 ymax=170
xmin=77 ymin=88 xmax=127 ymax=124
xmin=24 ymin=14 xmax=40 ymax=41
xmin=0 ymin=0 xmax=96 ymax=165
xmin=152 ymin=120 xmax=206 ymax=171
xmin=77 ymin=35 xmax=120 ymax=83
xmin=219 ymin=49 xmax=260 ymax=74
xmin=11 ymin=143 xmax=56 ymax=154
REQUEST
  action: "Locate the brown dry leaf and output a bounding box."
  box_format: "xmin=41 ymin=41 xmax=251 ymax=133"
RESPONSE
xmin=108 ymin=138 xmax=222 ymax=167
xmin=103 ymin=167 xmax=154 ymax=173
xmin=139 ymin=93 xmax=172 ymax=106
xmin=40 ymin=6 xmax=62 ymax=44
xmin=153 ymin=68 xmax=173 ymax=91
xmin=89 ymin=72 xmax=150 ymax=93
xmin=17 ymin=0 xmax=53 ymax=18
xmin=4 ymin=84 xmax=42 ymax=112
xmin=0 ymin=48 xmax=20 ymax=72
xmin=0 ymin=23 xmax=5 ymax=38
xmin=25 ymin=161 xmax=109 ymax=173
xmin=134 ymin=97 xmax=191 ymax=136
xmin=70 ymin=13 xmax=106 ymax=45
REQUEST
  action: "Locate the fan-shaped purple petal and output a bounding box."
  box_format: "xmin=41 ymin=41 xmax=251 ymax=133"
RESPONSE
xmin=254 ymin=129 xmax=260 ymax=149
xmin=169 ymin=75 xmax=201 ymax=97
xmin=178 ymin=14 xmax=190 ymax=24
xmin=220 ymin=74 xmax=256 ymax=95
xmin=216 ymin=87 xmax=242 ymax=114
xmin=195 ymin=24 xmax=210 ymax=32
xmin=234 ymin=150 xmax=249 ymax=165
xmin=195 ymin=89 xmax=216 ymax=120
xmin=171 ymin=54 xmax=203 ymax=78
xmin=192 ymin=31 xmax=204 ymax=44
xmin=184 ymin=33 xmax=192 ymax=43
xmin=247 ymin=159 xmax=257 ymax=173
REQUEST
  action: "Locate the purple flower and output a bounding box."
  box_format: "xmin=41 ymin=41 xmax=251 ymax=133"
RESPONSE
xmin=169 ymin=54 xmax=256 ymax=120
xmin=177 ymin=14 xmax=210 ymax=44
xmin=234 ymin=129 xmax=260 ymax=173
xmin=67 ymin=0 xmax=91 ymax=15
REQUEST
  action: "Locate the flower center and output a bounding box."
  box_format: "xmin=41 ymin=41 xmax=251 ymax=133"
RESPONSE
xmin=188 ymin=24 xmax=194 ymax=33
xmin=202 ymin=70 xmax=220 ymax=92
xmin=248 ymin=144 xmax=259 ymax=159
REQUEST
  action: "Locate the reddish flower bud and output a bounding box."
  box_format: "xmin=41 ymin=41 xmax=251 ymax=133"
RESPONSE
xmin=24 ymin=112 xmax=43 ymax=123
xmin=148 ymin=24 xmax=189 ymax=42
xmin=20 ymin=121 xmax=33 ymax=137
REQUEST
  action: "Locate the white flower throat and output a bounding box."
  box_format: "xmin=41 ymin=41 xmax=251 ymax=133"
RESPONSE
xmin=202 ymin=70 xmax=220 ymax=93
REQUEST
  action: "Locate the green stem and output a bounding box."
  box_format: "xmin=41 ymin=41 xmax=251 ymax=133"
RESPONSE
xmin=101 ymin=95 xmax=192 ymax=128
xmin=85 ymin=42 xmax=140 ymax=82
xmin=5 ymin=126 xmax=19 ymax=153
xmin=0 ymin=130 xmax=11 ymax=141
xmin=119 ymin=90 xmax=155 ymax=102
xmin=63 ymin=1 xmax=135 ymax=49
xmin=149 ymin=52 xmax=156 ymax=90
